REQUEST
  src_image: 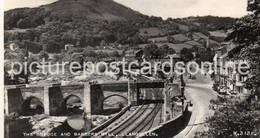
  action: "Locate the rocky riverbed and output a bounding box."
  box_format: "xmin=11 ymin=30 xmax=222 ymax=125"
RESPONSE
xmin=20 ymin=114 xmax=67 ymax=137
xmin=5 ymin=113 xmax=117 ymax=137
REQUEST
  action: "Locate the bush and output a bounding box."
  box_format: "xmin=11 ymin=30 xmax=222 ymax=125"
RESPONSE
xmin=52 ymin=54 xmax=62 ymax=62
xmin=39 ymin=51 xmax=49 ymax=60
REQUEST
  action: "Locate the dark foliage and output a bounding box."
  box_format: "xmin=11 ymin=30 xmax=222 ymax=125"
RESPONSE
xmin=4 ymin=8 xmax=50 ymax=29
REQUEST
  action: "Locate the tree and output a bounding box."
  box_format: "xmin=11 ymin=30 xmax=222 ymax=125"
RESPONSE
xmin=62 ymin=33 xmax=74 ymax=45
xmin=247 ymin=0 xmax=260 ymax=17
xmin=159 ymin=44 xmax=173 ymax=57
xmin=199 ymin=1 xmax=260 ymax=137
xmin=144 ymin=44 xmax=162 ymax=59
xmin=100 ymin=40 xmax=107 ymax=47
xmin=39 ymin=51 xmax=49 ymax=60
xmin=180 ymin=48 xmax=194 ymax=62
xmin=21 ymin=40 xmax=42 ymax=54
xmin=225 ymin=0 xmax=260 ymax=98
xmin=195 ymin=47 xmax=214 ymax=62
xmin=109 ymin=51 xmax=120 ymax=57
xmin=44 ymin=40 xmax=61 ymax=53
xmin=198 ymin=97 xmax=260 ymax=137
xmin=168 ymin=48 xmax=176 ymax=55
xmin=98 ymin=64 xmax=107 ymax=73
xmin=17 ymin=18 xmax=30 ymax=28
xmin=52 ymin=53 xmax=62 ymax=62
xmin=82 ymin=47 xmax=96 ymax=57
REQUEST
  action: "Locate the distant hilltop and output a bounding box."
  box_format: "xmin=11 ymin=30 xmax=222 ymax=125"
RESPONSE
xmin=41 ymin=0 xmax=145 ymax=20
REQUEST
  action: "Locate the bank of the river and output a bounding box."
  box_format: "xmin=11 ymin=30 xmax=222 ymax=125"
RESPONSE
xmin=5 ymin=118 xmax=34 ymax=138
xmin=5 ymin=113 xmax=118 ymax=138
xmin=5 ymin=115 xmax=68 ymax=137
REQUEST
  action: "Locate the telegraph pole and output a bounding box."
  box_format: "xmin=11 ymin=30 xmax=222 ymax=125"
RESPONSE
xmin=180 ymin=74 xmax=185 ymax=113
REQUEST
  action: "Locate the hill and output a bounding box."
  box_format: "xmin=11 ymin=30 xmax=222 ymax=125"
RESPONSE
xmin=4 ymin=0 xmax=145 ymax=29
xmin=173 ymin=16 xmax=235 ymax=31
xmin=4 ymin=1 xmax=235 ymax=54
xmin=42 ymin=0 xmax=145 ymax=20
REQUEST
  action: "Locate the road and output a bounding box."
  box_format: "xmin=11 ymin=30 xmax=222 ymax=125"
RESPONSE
xmin=175 ymin=72 xmax=218 ymax=138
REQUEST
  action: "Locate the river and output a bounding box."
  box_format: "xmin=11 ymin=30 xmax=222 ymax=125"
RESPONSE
xmin=5 ymin=118 xmax=93 ymax=138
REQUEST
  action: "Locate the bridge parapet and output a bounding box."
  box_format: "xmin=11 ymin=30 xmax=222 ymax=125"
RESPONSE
xmin=5 ymin=80 xmax=173 ymax=117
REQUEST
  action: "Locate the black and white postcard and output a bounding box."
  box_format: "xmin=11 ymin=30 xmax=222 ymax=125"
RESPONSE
xmin=2 ymin=0 xmax=260 ymax=137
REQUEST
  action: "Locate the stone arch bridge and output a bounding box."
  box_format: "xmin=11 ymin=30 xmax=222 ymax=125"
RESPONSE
xmin=4 ymin=81 xmax=166 ymax=116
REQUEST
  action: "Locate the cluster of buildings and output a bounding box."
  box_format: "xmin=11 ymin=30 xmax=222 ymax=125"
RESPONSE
xmin=212 ymin=42 xmax=251 ymax=97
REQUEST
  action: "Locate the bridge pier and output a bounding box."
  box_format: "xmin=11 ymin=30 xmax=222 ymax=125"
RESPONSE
xmin=44 ymin=85 xmax=50 ymax=115
xmin=83 ymin=84 xmax=91 ymax=114
xmin=128 ymin=81 xmax=138 ymax=106
xmin=162 ymin=83 xmax=167 ymax=123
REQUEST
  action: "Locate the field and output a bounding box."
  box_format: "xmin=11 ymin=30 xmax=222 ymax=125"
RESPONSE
xmin=5 ymin=28 xmax=29 ymax=33
xmin=139 ymin=27 xmax=163 ymax=36
xmin=193 ymin=32 xmax=220 ymax=45
xmin=148 ymin=36 xmax=168 ymax=42
xmin=178 ymin=24 xmax=189 ymax=32
xmin=139 ymin=42 xmax=194 ymax=53
xmin=209 ymin=31 xmax=227 ymax=38
xmin=193 ymin=32 xmax=208 ymax=40
xmin=148 ymin=34 xmax=190 ymax=43
xmin=185 ymin=40 xmax=203 ymax=46
xmin=171 ymin=34 xmax=190 ymax=42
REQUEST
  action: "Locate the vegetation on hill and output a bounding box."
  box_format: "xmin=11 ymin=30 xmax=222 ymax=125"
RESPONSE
xmin=4 ymin=8 xmax=50 ymax=30
xmin=43 ymin=0 xmax=145 ymax=21
xmin=172 ymin=15 xmax=235 ymax=31
xmin=4 ymin=0 xmax=234 ymax=55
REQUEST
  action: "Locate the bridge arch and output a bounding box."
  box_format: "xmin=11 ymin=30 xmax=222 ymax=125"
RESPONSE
xmin=59 ymin=95 xmax=83 ymax=115
xmin=103 ymin=94 xmax=128 ymax=102
xmin=20 ymin=96 xmax=44 ymax=116
xmin=103 ymin=94 xmax=128 ymax=114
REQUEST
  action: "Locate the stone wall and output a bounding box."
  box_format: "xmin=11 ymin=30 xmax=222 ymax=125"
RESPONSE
xmin=141 ymin=105 xmax=191 ymax=138
xmin=49 ymin=86 xmax=63 ymax=116
xmin=100 ymin=82 xmax=128 ymax=92
xmin=6 ymin=88 xmax=23 ymax=115
xmin=20 ymin=87 xmax=44 ymax=102
xmin=90 ymin=84 xmax=104 ymax=114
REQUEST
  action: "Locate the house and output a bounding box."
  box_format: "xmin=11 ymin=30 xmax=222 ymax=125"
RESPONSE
xmin=213 ymin=45 xmax=231 ymax=92
xmin=9 ymin=43 xmax=19 ymax=51
xmin=124 ymin=48 xmax=143 ymax=62
xmin=65 ymin=44 xmax=74 ymax=51
xmin=148 ymin=36 xmax=168 ymax=43
xmin=167 ymin=53 xmax=181 ymax=61
xmin=213 ymin=44 xmax=250 ymax=96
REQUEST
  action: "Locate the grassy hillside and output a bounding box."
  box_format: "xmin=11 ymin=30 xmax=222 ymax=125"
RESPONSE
xmin=43 ymin=0 xmax=144 ymax=20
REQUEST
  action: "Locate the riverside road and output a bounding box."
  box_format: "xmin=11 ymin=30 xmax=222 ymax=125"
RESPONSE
xmin=175 ymin=72 xmax=218 ymax=138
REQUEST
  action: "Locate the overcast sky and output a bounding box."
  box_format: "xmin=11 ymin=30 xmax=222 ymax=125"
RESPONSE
xmin=4 ymin=0 xmax=249 ymax=18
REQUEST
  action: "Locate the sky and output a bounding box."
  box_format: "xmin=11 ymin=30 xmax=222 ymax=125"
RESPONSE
xmin=4 ymin=0 xmax=249 ymax=18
